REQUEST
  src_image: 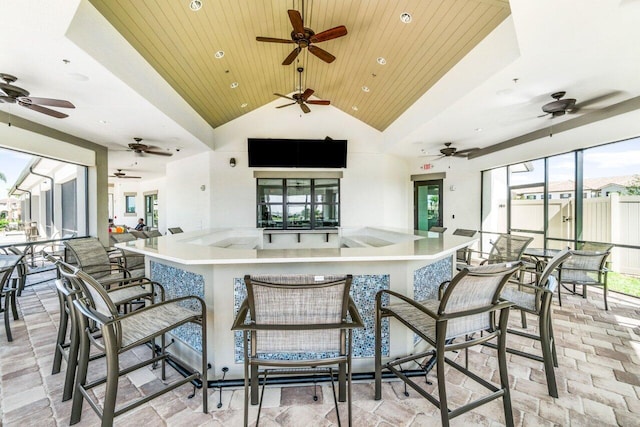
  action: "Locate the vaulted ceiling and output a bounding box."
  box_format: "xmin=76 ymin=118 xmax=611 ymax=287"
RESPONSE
xmin=2 ymin=1 xmax=640 ymax=180
xmin=88 ymin=0 xmax=510 ymax=131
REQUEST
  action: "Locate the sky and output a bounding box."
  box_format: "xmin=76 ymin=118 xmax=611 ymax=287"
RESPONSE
xmin=0 ymin=148 xmax=33 ymax=199
xmin=509 ymin=137 xmax=640 ymax=186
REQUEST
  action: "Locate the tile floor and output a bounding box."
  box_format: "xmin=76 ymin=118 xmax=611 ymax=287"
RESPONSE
xmin=1 ymin=270 xmax=639 ymax=426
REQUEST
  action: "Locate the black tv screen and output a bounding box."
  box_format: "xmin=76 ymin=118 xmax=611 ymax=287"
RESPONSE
xmin=248 ymin=138 xmax=347 ymax=168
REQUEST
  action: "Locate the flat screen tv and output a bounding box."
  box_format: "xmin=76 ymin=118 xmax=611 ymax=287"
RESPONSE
xmin=248 ymin=138 xmax=347 ymax=168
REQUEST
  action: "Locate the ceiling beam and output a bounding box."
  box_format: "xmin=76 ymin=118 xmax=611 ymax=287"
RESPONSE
xmin=468 ymin=95 xmax=640 ymax=159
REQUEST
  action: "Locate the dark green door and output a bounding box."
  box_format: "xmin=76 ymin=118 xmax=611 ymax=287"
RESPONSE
xmin=414 ymin=180 xmax=443 ymax=231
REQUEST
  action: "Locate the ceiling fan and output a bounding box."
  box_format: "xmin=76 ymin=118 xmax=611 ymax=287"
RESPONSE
xmin=128 ymin=137 xmax=173 ymax=157
xmin=0 ymin=73 xmax=75 ymax=118
xmin=423 ymin=142 xmax=479 ymax=160
xmin=538 ymin=91 xmax=577 ymax=118
xmin=109 ymin=169 xmax=141 ymax=179
xmin=256 ymin=8 xmax=347 ymax=65
xmin=275 ymin=67 xmax=330 ymax=114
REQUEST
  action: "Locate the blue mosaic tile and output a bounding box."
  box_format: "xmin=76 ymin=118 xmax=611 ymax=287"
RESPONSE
xmin=233 ymin=274 xmax=390 ymax=363
xmin=150 ymin=261 xmax=204 ymax=352
xmin=413 ymin=256 xmax=453 ymax=344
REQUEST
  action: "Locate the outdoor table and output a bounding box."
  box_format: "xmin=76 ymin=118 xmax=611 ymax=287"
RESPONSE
xmin=523 ymin=248 xmax=561 ymax=271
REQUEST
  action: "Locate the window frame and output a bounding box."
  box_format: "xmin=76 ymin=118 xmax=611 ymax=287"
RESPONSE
xmin=256 ymin=178 xmax=340 ymax=230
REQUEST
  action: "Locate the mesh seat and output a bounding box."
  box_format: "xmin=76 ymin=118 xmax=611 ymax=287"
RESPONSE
xmin=500 ymin=249 xmax=571 ymax=397
xmin=232 ymin=274 xmax=363 ymax=427
xmin=59 ymin=264 xmax=207 ymax=426
xmin=144 ymin=230 xmax=163 ymax=238
xmin=109 ymin=233 xmax=145 ymax=272
xmin=168 ymin=227 xmax=184 ymax=234
xmin=47 ymin=254 xmax=164 ymax=402
xmin=375 ymin=263 xmax=521 ymax=427
xmin=64 ymin=237 xmax=145 ymax=284
xmin=452 ymin=228 xmax=477 ymax=267
xmin=558 ymin=243 xmax=613 ymax=310
xmin=428 ymin=226 xmax=447 ymax=233
xmin=459 ymin=233 xmax=533 ymax=271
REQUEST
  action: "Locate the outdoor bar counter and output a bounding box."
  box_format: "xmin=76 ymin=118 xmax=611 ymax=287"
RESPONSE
xmin=116 ymin=227 xmax=477 ymax=381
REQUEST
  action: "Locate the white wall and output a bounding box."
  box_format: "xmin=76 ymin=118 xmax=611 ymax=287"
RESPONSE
xmin=111 ymin=177 xmax=167 ymax=232
xmin=200 ymin=102 xmax=411 ymax=229
xmin=166 ymin=155 xmax=211 ymax=232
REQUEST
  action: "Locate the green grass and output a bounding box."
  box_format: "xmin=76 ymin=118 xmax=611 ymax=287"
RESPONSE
xmin=608 ymin=271 xmax=640 ymax=298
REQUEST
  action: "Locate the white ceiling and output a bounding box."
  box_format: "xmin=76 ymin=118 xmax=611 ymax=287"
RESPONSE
xmin=1 ymin=0 xmax=640 ymax=179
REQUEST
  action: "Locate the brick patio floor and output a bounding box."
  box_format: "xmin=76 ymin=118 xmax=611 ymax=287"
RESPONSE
xmin=1 ymin=271 xmax=638 ymax=426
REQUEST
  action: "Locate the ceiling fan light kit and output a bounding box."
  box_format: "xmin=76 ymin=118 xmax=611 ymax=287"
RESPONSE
xmin=275 ymin=67 xmax=330 ymax=114
xmin=256 ymin=9 xmax=347 ymax=65
xmin=127 ymin=137 xmax=174 ymax=157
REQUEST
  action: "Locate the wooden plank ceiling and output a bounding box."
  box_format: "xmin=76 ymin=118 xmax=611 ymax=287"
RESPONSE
xmin=89 ymin=0 xmax=510 ymax=131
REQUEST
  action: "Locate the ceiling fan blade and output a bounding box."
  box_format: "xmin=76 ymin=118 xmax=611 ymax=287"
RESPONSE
xmin=308 ymin=45 xmax=336 ymax=63
xmin=307 ymin=100 xmax=330 ymax=105
xmin=454 ymin=148 xmax=479 ymax=155
xmin=145 ymin=150 xmax=173 ymax=157
xmin=256 ymin=36 xmax=295 ymax=44
xmin=19 ymin=102 xmax=68 ymax=118
xmin=276 ymin=102 xmax=296 ymax=108
xmin=274 ymin=93 xmax=294 ymax=100
xmin=0 ymin=95 xmax=15 ymax=103
xmin=310 ymin=25 xmax=348 ymax=43
xmin=288 ymin=10 xmax=305 ymax=35
xmin=301 ymin=88 xmax=314 ymax=100
xmin=282 ymin=47 xmax=301 ymax=65
xmin=300 ymin=103 xmax=311 ymax=114
xmin=17 ymin=96 xmax=75 ymax=108
xmin=571 ymin=90 xmax=623 ymax=113
xmin=121 ymin=175 xmax=141 ymax=179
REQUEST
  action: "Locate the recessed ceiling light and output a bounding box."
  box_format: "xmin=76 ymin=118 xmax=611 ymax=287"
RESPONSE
xmin=352 ymin=106 xmax=359 ymax=111
xmin=189 ymin=0 xmax=202 ymax=11
xmin=376 ymin=57 xmax=386 ymax=65
xmin=240 ymin=103 xmax=248 ymax=108
xmin=475 ymin=128 xmax=483 ymax=132
xmin=98 ymin=120 xmax=108 ymax=124
xmin=214 ymin=50 xmax=224 ymax=59
xmin=400 ymin=12 xmax=412 ymax=23
xmin=230 ymin=82 xmax=239 ymax=89
xmin=362 ymin=86 xmax=370 ymax=93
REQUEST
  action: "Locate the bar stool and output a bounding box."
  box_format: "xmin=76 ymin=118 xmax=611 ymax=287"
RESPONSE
xmin=47 ymin=254 xmax=164 ymax=401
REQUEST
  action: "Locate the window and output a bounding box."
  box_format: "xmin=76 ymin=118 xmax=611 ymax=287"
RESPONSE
xmin=257 ymin=178 xmax=339 ymax=229
xmin=125 ymin=194 xmax=136 ymax=214
xmin=525 ymin=195 xmax=536 ymax=200
xmin=560 ymin=193 xmax=571 ymax=199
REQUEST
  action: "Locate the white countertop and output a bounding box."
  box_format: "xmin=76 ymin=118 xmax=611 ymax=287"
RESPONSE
xmin=115 ymin=227 xmax=477 ymax=265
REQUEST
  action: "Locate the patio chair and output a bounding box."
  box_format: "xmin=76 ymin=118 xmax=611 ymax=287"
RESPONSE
xmin=0 ymin=248 xmax=26 ymax=341
xmin=452 ymin=228 xmax=477 ymax=267
xmin=64 ymin=237 xmax=145 ymax=284
xmin=232 ymin=274 xmax=364 ymax=427
xmin=47 ymin=254 xmax=164 ymax=402
xmin=144 ymin=229 xmax=163 ymax=238
xmin=558 ymin=242 xmax=613 ymax=310
xmin=375 ymin=262 xmax=520 ymax=427
xmin=129 ymin=230 xmax=147 ymax=239
xmin=168 ymin=227 xmax=184 ymax=234
xmin=60 ymin=264 xmax=207 ymax=426
xmin=428 ymin=226 xmax=447 ymax=233
xmin=109 ymin=233 xmax=146 ymax=272
xmin=5 ymin=246 xmax=29 ymax=296
xmin=459 ymin=233 xmax=533 ymax=272
xmin=499 ymin=249 xmax=572 ymax=397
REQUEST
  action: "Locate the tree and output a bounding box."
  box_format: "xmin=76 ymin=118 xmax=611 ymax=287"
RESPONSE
xmin=626 ymin=174 xmax=640 ymax=196
xmin=0 ymin=172 xmax=6 ymax=183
